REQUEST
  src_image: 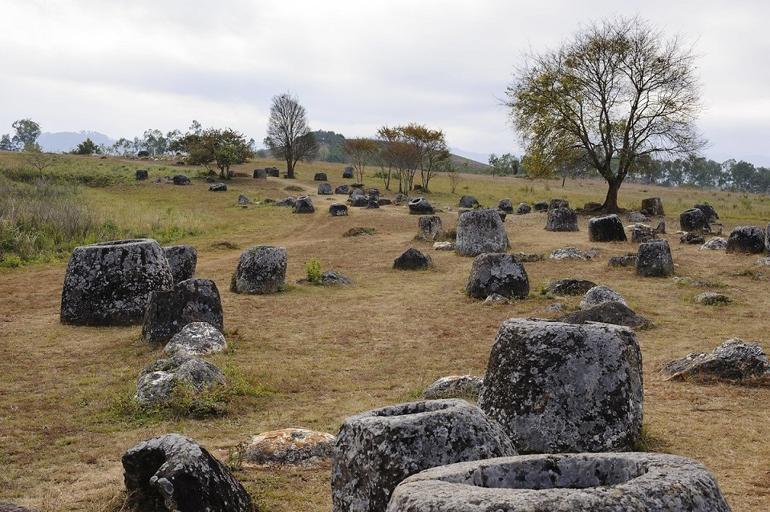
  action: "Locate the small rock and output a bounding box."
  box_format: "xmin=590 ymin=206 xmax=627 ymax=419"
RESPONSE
xmin=545 ymin=302 xmax=566 ymax=313
xmin=549 ymin=247 xmax=597 ymax=260
xmin=483 ymin=293 xmax=510 ymax=305
xmin=680 ymin=232 xmax=705 ymax=244
xmin=701 ymin=237 xmax=727 ymax=250
xmin=172 ymin=175 xmax=191 ymax=185
xmin=393 ymin=248 xmax=432 ymax=270
xmin=135 ymin=354 xmax=225 ymax=405
xmin=662 ymin=338 xmax=769 ymax=382
xmin=627 ymin=211 xmax=649 ymax=223
xmin=546 ymin=278 xmax=597 ymax=296
xmin=515 ymin=202 xmax=531 ymax=215
xmin=320 ymin=271 xmax=352 ymax=286
xmin=314 ymin=172 xmax=328 ymax=181
xmin=329 ymin=203 xmax=348 ymax=216
xmin=580 ymin=285 xmax=627 ymax=309
xmin=497 ymin=199 xmax=513 ymax=213
xmin=459 ymin=195 xmax=479 ymax=208
xmin=609 ymin=253 xmax=638 ymax=267
xmin=756 ymin=257 xmax=770 ymax=266
xmin=318 ymin=183 xmax=333 ymax=195
xmin=423 ymin=375 xmax=483 ymax=400
xmin=511 ymin=252 xmax=544 ymax=262
xmin=276 ymin=196 xmax=296 ymax=208
xmin=432 ymin=241 xmax=454 ymax=251
xmin=334 ymin=185 xmax=350 ymax=194
xmin=694 ymin=292 xmax=731 ymax=305
xmin=208 ymin=183 xmax=227 ymax=192
xmin=293 ymin=196 xmax=315 ymax=214
xmin=533 ymin=201 xmax=549 ymax=212
xmin=244 ymin=428 xmax=335 ymax=468
xmin=164 ymin=322 xmax=227 ymax=357
xmin=237 ymin=194 xmax=251 ymax=205
xmin=558 ymin=301 xmax=651 ymax=329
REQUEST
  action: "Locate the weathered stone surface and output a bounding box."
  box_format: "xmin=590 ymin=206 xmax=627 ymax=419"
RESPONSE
xmin=253 ymin=168 xmax=267 ymax=179
xmin=545 ymin=207 xmax=578 ymax=232
xmin=511 ymin=252 xmax=544 ymax=262
xmin=0 ymin=503 xmax=38 ymax=512
xmin=497 ymin=199 xmax=513 ymax=213
xmin=694 ymin=203 xmax=719 ymax=223
xmin=244 ymin=428 xmax=335 ymax=468
xmin=580 ymin=285 xmax=627 ymax=309
xmin=334 ymin=184 xmax=350 ymax=194
xmin=515 ymin=202 xmax=531 ymax=215
xmin=416 ymin=215 xmax=443 ymax=241
xmin=654 ymin=219 xmax=667 ymax=234
xmin=142 ymin=278 xmax=224 ymax=343
xmin=456 ymin=209 xmax=509 ymax=257
xmin=433 ymin=241 xmax=454 ymax=251
xmin=408 ymin=197 xmax=434 ymax=214
xmin=366 ymin=198 xmax=380 ymax=209
xmin=588 ymin=214 xmax=626 ymax=242
xmin=136 ymin=169 xmax=148 ymax=180
xmin=61 ymin=239 xmax=173 ymax=326
xmin=459 ymin=195 xmax=479 ymax=208
xmin=135 ymin=355 xmax=225 ymax=405
xmin=636 ymin=239 xmax=674 ymax=277
xmin=293 ymin=195 xmax=315 ymax=214
xmin=533 ymin=201 xmax=549 ymax=212
xmin=680 ymin=208 xmax=707 ymax=232
xmin=626 ymin=211 xmax=649 ymax=223
xmin=231 ymin=246 xmax=287 ymax=294
xmin=386 ymin=453 xmax=730 ymax=512
xmin=314 ymin=172 xmax=327 ymax=181
xmin=496 ymin=210 xmax=507 ymax=222
xmin=558 ymin=301 xmax=651 ymax=329
xmin=331 ymin=399 xmax=516 ymax=512
xmin=342 ymin=167 xmax=354 ymax=179
xmin=756 ymin=256 xmax=770 ymax=266
xmin=641 ymin=197 xmax=665 ymax=216
xmin=630 ymin=223 xmax=656 ymax=243
xmin=726 ymin=226 xmax=766 ymax=254
xmin=548 ymin=198 xmax=569 ymax=210
xmin=545 ymin=302 xmax=565 ymax=313
xmin=394 ymin=193 xmax=409 ymax=205
xmin=546 ymin=279 xmax=597 ymax=296
xmin=276 ymin=196 xmax=296 ymax=208
xmin=549 ymin=247 xmax=597 ymax=260
xmin=694 ymin=292 xmax=731 ymax=305
xmin=237 ymin=194 xmax=251 ymax=205
xmin=208 ymin=183 xmax=227 ymax=192
xmin=266 ymin=167 xmax=280 ymax=177
xmin=348 ymin=195 xmax=369 ymax=207
xmin=423 ymin=376 xmax=483 ymax=400
xmin=367 ymin=188 xmax=381 ymax=198
xmin=164 ymin=322 xmax=226 ymax=357
xmin=318 ymin=182 xmax=333 ymax=195
xmin=701 ymin=237 xmax=727 ymax=250
xmin=662 ymin=338 xmax=770 ymax=382
xmin=466 ymin=253 xmax=529 ymax=300
xmin=350 ymin=187 xmax=366 ymax=198
xmin=329 ymin=203 xmax=348 ymax=216
xmin=172 ymin=175 xmax=190 ymax=185
xmin=122 ymin=434 xmax=252 ymax=512
xmin=609 ymin=253 xmax=638 ymax=267
xmin=479 ymin=319 xmax=643 ymax=453
xmin=378 ymin=198 xmax=392 ymax=206
xmin=393 ymin=248 xmax=432 ymax=270
xmin=483 ymin=293 xmax=510 ymax=305
xmin=319 ymin=271 xmax=352 ymax=286
xmin=163 ymin=245 xmax=197 ymax=283
xmin=681 ymin=232 xmax=705 ymax=244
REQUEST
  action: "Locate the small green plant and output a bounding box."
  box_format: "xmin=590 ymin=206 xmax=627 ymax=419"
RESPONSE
xmin=305 ymin=258 xmax=322 ymax=283
xmin=228 ymin=441 xmax=248 ymax=472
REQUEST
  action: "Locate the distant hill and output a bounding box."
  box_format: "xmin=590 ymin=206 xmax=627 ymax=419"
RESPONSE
xmin=38 ymin=131 xmax=114 ymax=153
xmin=310 ymin=129 xmax=489 ymax=172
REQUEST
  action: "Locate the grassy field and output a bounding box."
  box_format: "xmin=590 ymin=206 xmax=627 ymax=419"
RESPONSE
xmin=0 ymin=153 xmax=769 ymax=511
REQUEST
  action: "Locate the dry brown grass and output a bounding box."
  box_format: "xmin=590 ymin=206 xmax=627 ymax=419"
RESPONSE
xmin=0 ymin=156 xmax=769 ymax=510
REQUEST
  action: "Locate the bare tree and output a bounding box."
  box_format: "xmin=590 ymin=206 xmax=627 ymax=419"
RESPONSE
xmin=507 ymin=17 xmax=704 ymax=212
xmin=344 ymin=138 xmax=378 ymax=183
xmin=264 ymin=93 xmax=318 ymax=179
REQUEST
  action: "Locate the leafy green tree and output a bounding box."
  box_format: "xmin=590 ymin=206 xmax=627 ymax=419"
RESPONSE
xmin=180 ymin=128 xmax=252 ymax=178
xmin=488 ymin=153 xmax=520 ymax=178
xmin=264 ymin=93 xmax=318 ymax=179
xmin=0 ymin=134 xmax=14 ymax=151
xmin=11 ymin=119 xmax=41 ymax=152
xmin=507 ymin=17 xmax=704 ymax=212
xmin=72 ymin=138 xmax=100 ymax=155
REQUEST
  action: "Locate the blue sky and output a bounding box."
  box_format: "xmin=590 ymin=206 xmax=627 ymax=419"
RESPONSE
xmin=1 ymin=0 xmax=769 ymax=164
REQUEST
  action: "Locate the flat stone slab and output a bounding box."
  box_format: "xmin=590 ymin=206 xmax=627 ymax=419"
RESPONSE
xmin=244 ymin=428 xmax=335 ymax=468
xmin=662 ymin=338 xmax=770 ymax=383
xmin=386 ymin=452 xmax=730 ymax=512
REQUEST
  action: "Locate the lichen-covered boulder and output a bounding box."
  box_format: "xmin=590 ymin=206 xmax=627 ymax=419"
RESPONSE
xmin=231 ymin=246 xmax=287 ymax=294
xmin=293 ymin=195 xmax=315 ymax=214
xmin=726 ymin=226 xmax=766 ymax=254
xmin=545 ymin=207 xmax=578 ymax=232
xmin=61 ymin=239 xmax=173 ymax=326
xmin=314 ymin=172 xmax=327 ymax=181
xmin=331 ymin=399 xmax=516 ymax=512
xmin=663 ymin=339 xmax=770 ymax=383
xmin=122 ymin=434 xmax=252 ymax=512
xmin=548 ymin=198 xmax=569 ymax=210
xmin=408 ymin=197 xmax=434 ymax=214
xmin=478 ymin=319 xmax=643 ymax=453
xmin=694 ymin=203 xmax=719 ymax=223
xmin=636 ymin=239 xmax=674 ymax=277
xmin=515 ymin=202 xmax=531 ymax=215
xmin=349 ymin=195 xmax=369 ymax=207
xmin=433 ymin=241 xmax=454 ymax=251
xmin=456 ymin=209 xmax=509 ymax=257
xmin=588 ymin=214 xmax=627 ymax=242
xmin=550 ymin=247 xmax=597 ymax=260
xmin=135 ymin=354 xmax=225 ymax=405
xmin=694 ymin=292 xmax=731 ymax=305
xmin=546 ymin=278 xmax=596 ymax=296
xmin=208 ymin=183 xmax=227 ymax=192
xmin=334 ymin=184 xmax=350 ymax=194
xmin=386 ymin=453 xmax=730 ymax=512
xmin=423 ymin=375 xmax=483 ymax=400
xmin=319 ymin=271 xmax=352 ymax=286
xmin=557 ymin=301 xmax=651 ymax=329
xmin=163 ymin=245 xmax=197 ymax=283
xmin=681 ymin=231 xmax=705 ymax=244
xmin=459 ymin=195 xmax=479 ymax=208
xmin=329 ymin=203 xmax=348 ymax=216
xmin=627 ymin=212 xmax=649 ymax=225
xmin=393 ymin=248 xmax=432 ymax=270
xmin=466 ymin=253 xmax=529 ymax=299
xmin=164 ymin=322 xmax=227 ymax=357
xmin=641 ymin=197 xmax=665 ymax=216
xmin=701 ymin=237 xmax=727 ymax=250
xmin=680 ymin=208 xmax=707 ymax=232
xmin=630 ymin=224 xmax=656 ymax=243
xmin=609 ymin=253 xmax=638 ymax=267
xmin=416 ymin=215 xmax=443 ymax=241
xmin=142 ymin=279 xmax=224 ymax=343
xmin=497 ymin=199 xmax=513 ymax=213
xmin=580 ymin=285 xmax=627 ymax=309
xmin=318 ymin=182 xmax=333 ymax=195
xmin=244 ymin=428 xmax=335 ymax=468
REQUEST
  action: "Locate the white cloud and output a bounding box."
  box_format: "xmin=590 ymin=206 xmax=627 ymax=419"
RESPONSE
xmin=1 ymin=0 xmax=769 ymax=164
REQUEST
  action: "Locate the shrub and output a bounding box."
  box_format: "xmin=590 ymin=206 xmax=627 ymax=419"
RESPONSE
xmin=305 ymin=258 xmax=322 ymax=283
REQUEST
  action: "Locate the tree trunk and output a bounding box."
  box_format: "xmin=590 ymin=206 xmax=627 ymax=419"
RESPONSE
xmin=601 ymin=180 xmax=621 ymax=213
xmin=286 ymin=158 xmax=295 ymax=179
